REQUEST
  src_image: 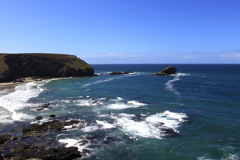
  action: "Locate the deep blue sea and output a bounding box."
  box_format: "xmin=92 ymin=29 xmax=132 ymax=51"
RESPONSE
xmin=0 ymin=64 xmax=240 ymax=160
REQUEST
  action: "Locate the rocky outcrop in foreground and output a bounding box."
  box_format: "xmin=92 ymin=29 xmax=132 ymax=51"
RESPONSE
xmin=0 ymin=118 xmax=87 ymax=160
xmin=0 ymin=53 xmax=94 ymax=82
xmin=152 ymin=66 xmax=177 ymax=76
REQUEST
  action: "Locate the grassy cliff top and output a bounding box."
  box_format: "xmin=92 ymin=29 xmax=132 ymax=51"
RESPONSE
xmin=0 ymin=53 xmax=92 ymax=77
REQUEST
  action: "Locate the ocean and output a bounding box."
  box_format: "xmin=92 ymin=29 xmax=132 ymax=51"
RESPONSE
xmin=0 ymin=64 xmax=240 ymax=160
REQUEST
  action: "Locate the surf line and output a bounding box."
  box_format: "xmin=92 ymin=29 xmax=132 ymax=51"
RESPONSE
xmin=165 ymin=74 xmax=180 ymax=95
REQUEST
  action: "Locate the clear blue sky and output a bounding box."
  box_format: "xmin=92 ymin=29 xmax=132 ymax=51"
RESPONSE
xmin=0 ymin=0 xmax=240 ymax=64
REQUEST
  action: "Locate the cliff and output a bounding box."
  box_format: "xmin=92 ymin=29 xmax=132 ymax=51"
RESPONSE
xmin=0 ymin=53 xmax=94 ymax=82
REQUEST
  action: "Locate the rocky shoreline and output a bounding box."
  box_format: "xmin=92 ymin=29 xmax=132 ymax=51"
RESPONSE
xmin=0 ymin=65 xmax=179 ymax=159
xmin=0 ymin=102 xmax=181 ymax=160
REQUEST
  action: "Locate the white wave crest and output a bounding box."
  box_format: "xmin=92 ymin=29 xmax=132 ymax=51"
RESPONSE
xmin=165 ymin=75 xmax=180 ymax=95
xmin=0 ymin=81 xmax=46 ymax=122
xmin=58 ymin=138 xmax=91 ymax=152
xmin=127 ymin=100 xmax=147 ymax=106
xmin=109 ymin=111 xmax=187 ymax=139
xmin=96 ymin=120 xmax=116 ymax=129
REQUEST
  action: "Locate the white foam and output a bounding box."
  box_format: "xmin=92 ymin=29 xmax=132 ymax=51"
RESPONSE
xmin=0 ymin=78 xmax=62 ymax=123
xmin=161 ymin=110 xmax=188 ymax=122
xmin=109 ymin=97 xmax=124 ymax=102
xmin=127 ymin=100 xmax=147 ymax=106
xmin=76 ymin=99 xmax=103 ymax=106
xmin=107 ymin=100 xmax=146 ymax=110
xmin=96 ymin=120 xmax=115 ymax=129
xmin=117 ymin=97 xmax=123 ymax=100
xmin=165 ymin=75 xmax=180 ymax=95
xmin=82 ymin=75 xmax=130 ymax=88
xmin=107 ymin=103 xmax=141 ymax=110
xmin=82 ymin=78 xmax=115 ymax=88
xmin=169 ymin=73 xmax=190 ymax=77
xmin=198 ymin=153 xmax=239 ymax=160
xmin=111 ymin=116 xmax=163 ymax=139
xmin=109 ymin=111 xmax=187 ymax=139
xmin=58 ymin=138 xmax=90 ymax=152
xmin=81 ymin=125 xmax=99 ymax=132
xmin=0 ymin=81 xmax=46 ymax=121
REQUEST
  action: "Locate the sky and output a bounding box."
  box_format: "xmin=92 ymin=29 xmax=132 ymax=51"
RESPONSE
xmin=0 ymin=0 xmax=240 ymax=64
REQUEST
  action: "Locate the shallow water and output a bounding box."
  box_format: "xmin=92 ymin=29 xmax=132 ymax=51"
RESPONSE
xmin=0 ymin=64 xmax=240 ymax=160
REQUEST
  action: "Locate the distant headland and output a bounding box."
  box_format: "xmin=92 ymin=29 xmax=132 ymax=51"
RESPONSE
xmin=0 ymin=53 xmax=94 ymax=82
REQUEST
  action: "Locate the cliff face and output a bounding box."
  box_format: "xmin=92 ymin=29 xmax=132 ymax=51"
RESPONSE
xmin=0 ymin=53 xmax=94 ymax=82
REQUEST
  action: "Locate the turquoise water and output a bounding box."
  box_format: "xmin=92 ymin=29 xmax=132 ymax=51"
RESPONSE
xmin=0 ymin=64 xmax=240 ymax=160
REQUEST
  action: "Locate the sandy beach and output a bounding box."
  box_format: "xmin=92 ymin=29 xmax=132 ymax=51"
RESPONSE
xmin=0 ymin=77 xmax=36 ymax=91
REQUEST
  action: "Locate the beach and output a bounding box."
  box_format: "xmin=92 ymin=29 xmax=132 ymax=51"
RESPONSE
xmin=0 ymin=77 xmax=36 ymax=91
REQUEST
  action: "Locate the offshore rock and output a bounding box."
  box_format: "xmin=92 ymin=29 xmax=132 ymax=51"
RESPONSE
xmin=152 ymin=66 xmax=177 ymax=76
xmin=109 ymin=71 xmax=133 ymax=75
xmin=0 ymin=53 xmax=94 ymax=82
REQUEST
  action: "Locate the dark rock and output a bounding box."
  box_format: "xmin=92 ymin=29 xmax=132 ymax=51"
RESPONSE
xmin=152 ymin=66 xmax=177 ymax=76
xmin=131 ymin=114 xmax=147 ymax=122
xmin=35 ymin=116 xmax=43 ymax=121
xmin=90 ymin=99 xmax=102 ymax=105
xmin=123 ymin=71 xmax=133 ymax=74
xmin=154 ymin=122 xmax=165 ymax=128
xmin=109 ymin=71 xmax=133 ymax=75
xmin=0 ymin=133 xmax=11 ymax=145
xmin=161 ymin=128 xmax=179 ymax=136
xmin=21 ymin=119 xmax=85 ymax=138
xmin=50 ymin=114 xmax=56 ymax=118
xmin=69 ymin=100 xmax=74 ymax=103
xmin=17 ymin=125 xmax=25 ymax=132
xmin=4 ymin=144 xmax=82 ymax=160
xmin=103 ymin=136 xmax=122 ymax=144
xmin=42 ymin=103 xmax=50 ymax=108
xmin=0 ymin=154 xmax=4 ymax=160
xmin=36 ymin=103 xmax=52 ymax=111
xmin=0 ymin=53 xmax=94 ymax=82
xmin=77 ymin=140 xmax=89 ymax=146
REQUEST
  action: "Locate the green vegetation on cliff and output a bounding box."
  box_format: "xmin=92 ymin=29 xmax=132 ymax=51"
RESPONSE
xmin=0 ymin=53 xmax=94 ymax=82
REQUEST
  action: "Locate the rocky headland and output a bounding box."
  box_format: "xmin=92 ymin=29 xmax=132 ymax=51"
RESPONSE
xmin=0 ymin=53 xmax=94 ymax=82
xmin=152 ymin=66 xmax=177 ymax=76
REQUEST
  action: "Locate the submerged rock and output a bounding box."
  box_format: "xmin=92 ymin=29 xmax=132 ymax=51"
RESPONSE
xmin=131 ymin=114 xmax=147 ymax=122
xmin=152 ymin=66 xmax=177 ymax=76
xmin=36 ymin=103 xmax=52 ymax=111
xmin=103 ymin=136 xmax=122 ymax=144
